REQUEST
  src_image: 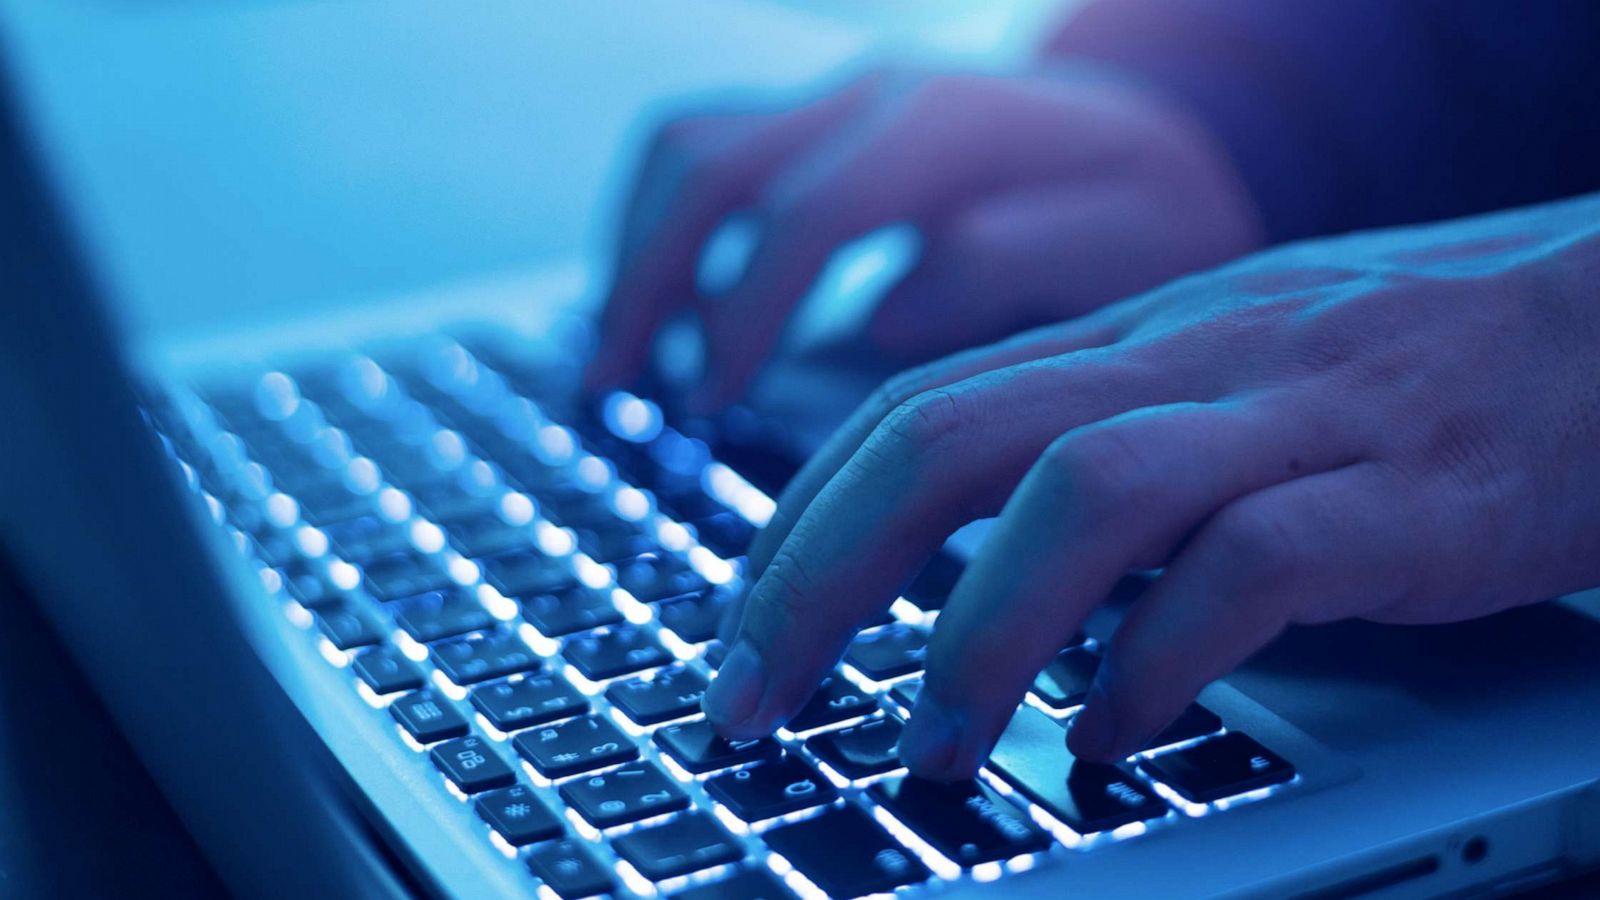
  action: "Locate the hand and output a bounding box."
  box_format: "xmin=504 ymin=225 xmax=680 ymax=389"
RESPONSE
xmin=585 ymin=66 xmax=1263 ymax=410
xmin=702 ymin=194 xmax=1600 ymax=777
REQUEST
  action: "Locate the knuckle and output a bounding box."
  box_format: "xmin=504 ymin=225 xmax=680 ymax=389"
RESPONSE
xmin=745 ymin=551 xmax=818 ymax=639
xmin=874 ymin=388 xmax=966 ymax=460
xmin=1035 ymin=425 xmax=1155 ymax=514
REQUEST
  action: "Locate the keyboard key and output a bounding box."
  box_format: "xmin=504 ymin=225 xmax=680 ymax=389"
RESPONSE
xmin=690 ymin=512 xmax=755 ymax=558
xmin=1030 ymin=644 xmax=1101 ymax=709
xmin=869 ymin=776 xmax=1048 ymax=866
xmin=670 ymin=869 xmax=794 ymax=900
xmin=653 ymin=719 xmax=781 ymax=775
xmin=479 ymin=549 xmax=575 ymax=597
xmin=843 ymin=624 xmax=927 ymax=681
xmin=1140 ymin=731 xmax=1294 ymax=803
xmin=321 ymin=514 xmax=412 ymax=562
xmin=470 ymin=675 xmax=588 ymax=732
xmin=562 ymin=626 xmax=671 ymax=681
xmin=574 ymin=522 xmax=654 ymax=564
xmin=474 ymin=784 xmax=563 ymax=846
xmin=522 ymin=586 xmax=622 ymax=637
xmin=614 ymin=552 xmax=708 ymax=602
xmin=514 ymin=714 xmax=637 ymax=778
xmin=805 ymin=717 xmax=904 ymax=780
xmin=705 ymin=756 xmax=836 ymax=822
xmin=430 ymin=735 xmax=516 ymax=793
xmin=444 ymin=516 xmax=536 ymax=558
xmin=902 ymin=551 xmax=963 ymax=611
xmin=352 ymin=646 xmax=424 ymax=694
xmin=612 ymin=812 xmax=743 ymax=880
xmin=1142 ymin=703 xmax=1223 ymax=751
xmin=888 ymin=680 xmax=920 ymax=711
xmin=761 ymin=805 xmax=928 ymax=897
xmin=784 ymin=672 xmax=877 ymax=733
xmin=559 ymin=761 xmax=688 ymax=828
xmin=430 ymin=631 xmax=540 ymax=685
xmin=605 ymin=666 xmax=709 ymax=725
xmin=658 ymin=589 xmax=732 ymax=644
xmin=526 ymin=838 xmax=614 ymax=898
xmin=361 ymin=552 xmax=455 ymax=601
xmin=988 ymin=708 xmax=1167 ymax=833
xmin=392 ymin=589 xmax=496 ymax=642
xmin=391 ymin=691 xmax=470 ymax=744
xmin=314 ymin=603 xmax=383 ymax=650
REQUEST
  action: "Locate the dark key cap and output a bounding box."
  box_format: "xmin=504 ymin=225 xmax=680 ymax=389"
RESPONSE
xmin=471 ymin=675 xmax=588 ymax=732
xmin=314 ymin=603 xmax=384 ymax=650
xmin=1031 ymin=644 xmax=1101 ymax=709
xmin=613 ymin=812 xmax=743 ymax=880
xmin=605 ymin=665 xmax=709 ymax=725
xmin=902 ymin=551 xmax=963 ymax=611
xmin=843 ymin=624 xmax=927 ymax=681
xmin=653 ymin=719 xmax=780 ymax=775
xmin=574 ymin=522 xmax=654 ymax=564
xmin=705 ymin=756 xmax=836 ymax=822
xmin=670 ymin=869 xmax=794 ymax=900
xmin=690 ymin=512 xmax=755 ymax=558
xmin=615 ymin=551 xmax=708 ymax=602
xmin=805 ymin=717 xmax=904 ymax=780
xmin=562 ymin=626 xmax=671 ymax=681
xmin=888 ymin=680 xmax=920 ymax=711
xmin=513 ymin=714 xmax=637 ymax=778
xmin=360 ymin=552 xmax=455 ymax=601
xmin=1140 ymin=731 xmax=1294 ymax=803
xmin=988 ymin=708 xmax=1167 ymax=833
xmin=1143 ymin=703 xmax=1223 ymax=751
xmin=321 ymin=514 xmax=412 ymax=563
xmin=474 ymin=784 xmax=563 ymax=846
xmin=761 ymin=805 xmax=928 ymax=897
xmin=445 ymin=516 xmax=536 ymax=558
xmin=430 ymin=734 xmax=516 ymax=793
xmin=480 ymin=549 xmax=575 ymax=597
xmin=352 ymin=646 xmax=424 ymax=694
xmin=390 ymin=691 xmax=470 ymax=744
xmin=280 ymin=558 xmax=340 ymax=608
xmin=392 ymin=589 xmax=496 ymax=642
xmin=526 ymin=838 xmax=614 ymax=898
xmin=784 ymin=672 xmax=877 ymax=733
xmin=869 ymin=776 xmax=1048 ymax=866
xmin=430 ymin=631 xmax=540 ymax=685
xmin=658 ymin=589 xmax=732 ymax=644
xmin=559 ymin=761 xmax=689 ymax=827
xmin=522 ymin=586 xmax=622 ymax=637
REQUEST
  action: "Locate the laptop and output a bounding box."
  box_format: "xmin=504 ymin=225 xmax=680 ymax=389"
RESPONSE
xmin=5 ymin=5 xmax=1600 ymax=900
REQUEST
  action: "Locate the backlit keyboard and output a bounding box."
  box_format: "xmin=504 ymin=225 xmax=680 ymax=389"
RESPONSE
xmin=142 ymin=331 xmax=1300 ymax=899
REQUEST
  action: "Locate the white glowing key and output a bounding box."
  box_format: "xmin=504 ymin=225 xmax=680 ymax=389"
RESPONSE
xmin=611 ymin=486 xmax=650 ymax=522
xmin=703 ymin=463 xmax=776 ymax=526
xmin=410 ymin=520 xmax=446 ymax=553
xmin=573 ymin=555 xmax=610 ymax=589
xmin=345 ymin=457 xmax=382 ymax=495
xmin=258 ymin=566 xmax=284 ymax=594
xmin=535 ymin=424 xmax=576 ymax=464
xmin=295 ymin=525 xmax=330 ymax=557
xmin=499 ymin=491 xmax=536 ymax=525
xmin=377 ymin=487 xmax=412 ymax=522
xmin=265 ymin=492 xmax=300 ymax=527
xmin=478 ymin=585 xmax=519 ymax=621
xmin=204 ymin=493 xmax=226 ymax=524
xmin=574 ymin=455 xmax=611 ymax=490
xmin=255 ymin=371 xmax=301 ymax=421
xmin=687 ymin=546 xmax=735 ymax=584
xmin=343 ymin=356 xmax=390 ymax=408
xmin=429 ymin=429 xmax=468 ymax=470
xmin=603 ymin=392 xmax=663 ymax=443
xmin=656 ymin=520 xmax=692 ymax=552
xmin=448 ymin=556 xmax=481 ymax=585
xmin=328 ymin=559 xmax=362 ymax=591
xmin=536 ymin=521 xmax=575 ymax=556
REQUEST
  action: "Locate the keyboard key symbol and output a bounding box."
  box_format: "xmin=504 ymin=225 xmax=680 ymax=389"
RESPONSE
xmin=503 ymin=803 xmax=532 ymax=819
xmin=784 ymin=779 xmax=819 ymax=798
xmin=456 ymin=749 xmax=487 ymax=770
xmin=413 ymin=701 xmax=444 ymax=721
xmin=873 ymin=848 xmax=912 ymax=875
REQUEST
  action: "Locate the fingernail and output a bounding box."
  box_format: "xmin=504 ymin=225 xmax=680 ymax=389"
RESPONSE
xmin=900 ymin=695 xmax=962 ymax=778
xmin=1066 ymin=683 xmax=1119 ymax=762
xmin=702 ymin=640 xmax=766 ymax=730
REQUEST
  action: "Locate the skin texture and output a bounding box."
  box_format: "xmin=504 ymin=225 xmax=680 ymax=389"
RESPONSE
xmin=584 ymin=67 xmax=1264 ymax=410
xmin=704 ymin=193 xmax=1600 ymax=778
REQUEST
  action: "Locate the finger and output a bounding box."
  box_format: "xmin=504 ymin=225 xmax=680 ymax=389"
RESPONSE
xmin=899 ymin=395 xmax=1358 ymax=779
xmin=691 ymin=76 xmax=1085 ymax=410
xmin=869 ymin=182 xmax=1159 ymax=360
xmin=703 ymin=349 xmax=1202 ymax=740
xmin=587 ymin=81 xmax=878 ymax=391
xmin=717 ymin=308 xmax=1128 ymax=647
xmin=1067 ymin=462 xmax=1413 ymax=762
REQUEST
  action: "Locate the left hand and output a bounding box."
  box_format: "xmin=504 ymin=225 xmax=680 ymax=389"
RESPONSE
xmin=701 ymin=193 xmax=1600 ymax=778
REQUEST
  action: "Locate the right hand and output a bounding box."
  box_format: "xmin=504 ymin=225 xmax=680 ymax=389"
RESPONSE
xmin=584 ymin=66 xmax=1265 ymax=411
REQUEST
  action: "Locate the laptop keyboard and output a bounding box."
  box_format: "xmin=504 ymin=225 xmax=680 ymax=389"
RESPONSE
xmin=143 ymin=332 xmax=1301 ymax=898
